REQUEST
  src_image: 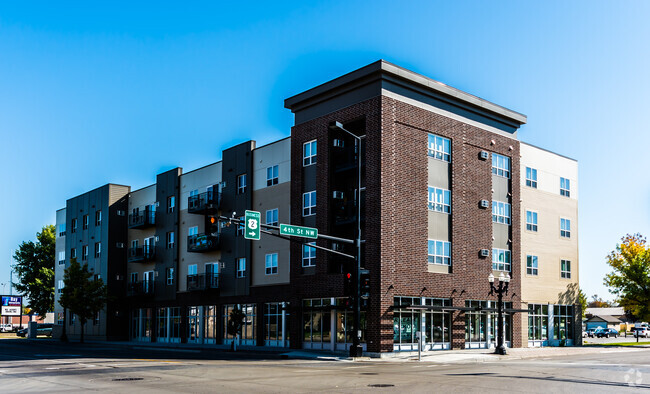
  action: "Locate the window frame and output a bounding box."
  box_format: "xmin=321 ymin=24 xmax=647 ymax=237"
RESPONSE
xmin=492 ymin=201 xmax=512 ymax=225
xmin=492 ymin=248 xmax=511 ymax=271
xmin=526 ymin=255 xmax=539 ymax=276
xmin=561 ymin=259 xmax=571 ymax=279
xmin=82 ymin=245 xmax=88 ymax=261
xmin=560 ymin=218 xmax=571 ymax=238
xmin=427 ymin=239 xmax=451 ymax=266
xmin=427 ymin=186 xmax=451 ymax=214
xmin=526 ymin=210 xmax=538 ymax=232
xmin=266 ymin=165 xmax=279 ymax=187
xmin=302 ymin=242 xmax=316 ymax=267
xmin=491 ymin=153 xmax=511 ymax=178
xmin=82 ymin=214 xmax=89 ymax=230
xmin=303 ymin=191 xmax=316 ymax=217
xmin=94 ymin=242 xmax=101 ymax=258
xmin=427 ymin=133 xmax=451 ymax=162
xmin=560 ymin=177 xmax=570 ymax=197
xmin=95 ymin=210 xmax=102 ymax=226
xmin=167 ymin=196 xmax=176 ymax=213
xmin=303 ymin=140 xmax=317 ymax=167
xmin=71 ymin=218 xmax=77 ymax=233
xmin=266 ymin=208 xmax=279 ymax=227
xmin=166 ymin=267 xmax=175 ymax=285
xmin=265 ymin=253 xmax=278 ymax=275
xmin=525 ymin=167 xmax=537 ymax=188
xmin=167 ymin=231 xmax=175 ymax=249
xmin=237 ymin=174 xmax=247 ymax=194
xmin=237 ymin=258 xmax=246 ymax=278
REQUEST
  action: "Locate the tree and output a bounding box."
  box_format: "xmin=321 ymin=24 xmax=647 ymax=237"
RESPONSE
xmin=577 ymin=288 xmax=588 ymax=318
xmin=587 ymin=294 xmax=613 ymax=308
xmin=12 ymin=225 xmax=55 ymax=317
xmin=227 ymin=306 xmax=246 ymax=351
xmin=59 ymin=258 xmax=107 ymax=343
xmin=604 ymin=234 xmax=650 ymax=322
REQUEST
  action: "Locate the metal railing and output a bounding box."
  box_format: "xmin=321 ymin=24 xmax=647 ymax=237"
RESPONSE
xmin=128 ymin=280 xmax=154 ymax=296
xmin=187 ymin=233 xmax=220 ymax=252
xmin=186 ymin=273 xmax=219 ymax=291
xmin=188 ymin=191 xmax=221 ymax=213
xmin=127 ymin=245 xmax=155 ymax=262
xmin=128 ymin=210 xmax=156 ymax=228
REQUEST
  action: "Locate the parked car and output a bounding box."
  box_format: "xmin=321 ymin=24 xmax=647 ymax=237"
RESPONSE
xmin=0 ymin=323 xmax=14 ymax=332
xmin=595 ymin=328 xmax=619 ymax=338
xmin=632 ymin=327 xmax=649 ymax=338
xmin=16 ymin=323 xmax=53 ymax=337
xmin=584 ymin=328 xmax=598 ymax=338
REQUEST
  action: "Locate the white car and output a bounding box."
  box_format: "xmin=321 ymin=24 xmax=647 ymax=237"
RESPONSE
xmin=0 ymin=324 xmax=13 ymax=332
xmin=633 ymin=327 xmax=649 ymax=338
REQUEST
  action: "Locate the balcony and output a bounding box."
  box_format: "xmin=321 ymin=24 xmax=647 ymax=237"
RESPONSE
xmin=128 ymin=245 xmax=155 ymax=263
xmin=187 ymin=233 xmax=220 ymax=253
xmin=333 ymin=200 xmax=366 ymax=226
xmin=188 ymin=191 xmax=221 ymax=214
xmin=127 ymin=280 xmax=154 ymax=296
xmin=186 ymin=273 xmax=220 ymax=292
xmin=128 ymin=210 xmax=156 ymax=229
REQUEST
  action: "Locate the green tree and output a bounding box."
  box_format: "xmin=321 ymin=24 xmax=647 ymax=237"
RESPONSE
xmin=227 ymin=306 xmax=246 ymax=351
xmin=12 ymin=225 xmax=55 ymax=317
xmin=587 ymin=294 xmax=613 ymax=308
xmin=604 ymin=234 xmax=650 ymax=322
xmin=59 ymin=258 xmax=107 ymax=343
xmin=577 ymin=288 xmax=588 ymax=318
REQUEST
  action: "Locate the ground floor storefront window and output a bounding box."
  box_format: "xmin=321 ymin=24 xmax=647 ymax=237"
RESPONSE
xmin=528 ymin=304 xmax=548 ymax=341
xmin=393 ymin=297 xmax=452 ymax=351
xmin=265 ymin=302 xmax=289 ymax=347
xmin=465 ymin=300 xmax=511 ymax=349
xmin=204 ymin=305 xmax=218 ymax=344
xmin=303 ymin=298 xmax=366 ymax=351
xmin=187 ymin=306 xmax=200 ymax=343
xmin=554 ymin=305 xmax=573 ymax=341
xmin=131 ymin=308 xmax=152 ymax=342
xmin=223 ymin=304 xmax=256 ymax=346
xmin=526 ymin=303 xmax=575 ymax=346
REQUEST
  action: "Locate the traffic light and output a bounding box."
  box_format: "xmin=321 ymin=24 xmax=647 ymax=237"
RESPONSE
xmin=344 ymin=272 xmax=353 ymax=297
xmin=206 ymin=215 xmax=220 ymax=235
xmin=360 ymin=269 xmax=370 ymax=299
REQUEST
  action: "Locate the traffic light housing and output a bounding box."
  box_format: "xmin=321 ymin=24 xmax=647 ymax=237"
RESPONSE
xmin=344 ymin=272 xmax=353 ymax=297
xmin=360 ymin=269 xmax=370 ymax=300
xmin=206 ymin=215 xmax=220 ymax=235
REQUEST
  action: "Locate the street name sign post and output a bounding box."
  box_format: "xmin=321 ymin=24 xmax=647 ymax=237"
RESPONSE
xmin=244 ymin=210 xmax=261 ymax=240
xmin=279 ymin=224 xmax=318 ymax=239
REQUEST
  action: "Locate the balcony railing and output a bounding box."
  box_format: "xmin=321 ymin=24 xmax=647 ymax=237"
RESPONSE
xmin=128 ymin=210 xmax=156 ymax=228
xmin=186 ymin=273 xmax=220 ymax=291
xmin=127 ymin=280 xmax=154 ymax=296
xmin=187 ymin=233 xmax=220 ymax=253
xmin=128 ymin=245 xmax=155 ymax=263
xmin=188 ymin=191 xmax=221 ymax=214
xmin=333 ymin=200 xmax=366 ymax=226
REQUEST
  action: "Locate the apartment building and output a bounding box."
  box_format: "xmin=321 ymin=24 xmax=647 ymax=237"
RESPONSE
xmin=54 ymin=60 xmax=579 ymax=352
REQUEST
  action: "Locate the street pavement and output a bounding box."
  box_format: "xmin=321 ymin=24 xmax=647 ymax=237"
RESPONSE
xmin=0 ymin=338 xmax=649 ymax=393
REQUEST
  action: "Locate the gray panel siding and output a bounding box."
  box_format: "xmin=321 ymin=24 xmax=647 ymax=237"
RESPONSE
xmin=428 ymin=158 xmax=450 ymax=189
xmin=492 ymin=175 xmax=509 ymax=202
xmin=493 ymin=223 xmax=509 ymax=249
xmin=428 ymin=212 xmax=450 ymax=241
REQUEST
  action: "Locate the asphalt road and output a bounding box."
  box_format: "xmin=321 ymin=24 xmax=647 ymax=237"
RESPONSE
xmin=1 ymin=339 xmax=649 ymax=393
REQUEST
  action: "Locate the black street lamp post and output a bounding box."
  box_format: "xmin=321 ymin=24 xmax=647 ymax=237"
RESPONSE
xmin=488 ymin=272 xmax=510 ymax=355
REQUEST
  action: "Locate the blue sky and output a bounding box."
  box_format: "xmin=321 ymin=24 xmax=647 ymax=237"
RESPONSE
xmin=1 ymin=1 xmax=648 ymax=301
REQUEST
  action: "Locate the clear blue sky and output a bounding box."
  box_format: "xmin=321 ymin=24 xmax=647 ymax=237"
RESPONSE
xmin=1 ymin=1 xmax=648 ymax=301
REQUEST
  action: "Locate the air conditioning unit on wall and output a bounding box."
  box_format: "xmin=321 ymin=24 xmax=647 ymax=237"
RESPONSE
xmin=480 ymin=249 xmax=490 ymax=257
xmin=479 ymin=200 xmax=490 ymax=209
xmin=333 ymin=139 xmax=345 ymax=148
xmin=479 ymin=151 xmax=489 ymax=160
xmin=332 ymin=191 xmax=344 ymax=199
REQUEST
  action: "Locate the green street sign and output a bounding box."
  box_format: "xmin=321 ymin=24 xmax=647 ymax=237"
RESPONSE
xmin=279 ymin=223 xmax=318 ymax=239
xmin=244 ymin=210 xmax=261 ymax=240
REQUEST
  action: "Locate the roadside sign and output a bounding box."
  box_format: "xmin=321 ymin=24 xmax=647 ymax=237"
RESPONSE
xmin=279 ymin=224 xmax=318 ymax=239
xmin=244 ymin=210 xmax=261 ymax=240
xmin=1 ymin=296 xmax=22 ymax=316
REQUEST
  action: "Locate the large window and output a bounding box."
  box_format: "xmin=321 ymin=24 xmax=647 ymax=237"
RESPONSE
xmin=427 ymin=239 xmax=451 ymax=266
xmin=237 ymin=216 xmax=244 ymax=236
xmin=427 ymin=186 xmax=451 ymax=213
xmin=526 ymin=210 xmax=538 ymax=232
xmin=167 ymin=196 xmax=175 ymax=213
xmin=265 ymin=253 xmax=278 ymax=275
xmin=303 ymin=191 xmax=316 ymax=216
xmin=58 ymin=223 xmax=66 ymax=237
xmin=82 ymin=214 xmax=89 ymax=230
xmin=561 ymin=259 xmax=571 ymax=279
xmin=223 ymin=304 xmax=256 ymax=342
xmin=303 ymin=140 xmax=317 ymax=166
xmin=266 ymin=165 xmax=279 ymax=186
xmin=167 ymin=231 xmax=175 ymax=249
xmin=492 ymin=153 xmax=510 ymax=178
xmin=526 ymin=255 xmax=538 ymax=276
xmin=465 ymin=300 xmax=512 ymax=343
xmin=554 ymin=305 xmax=573 ymax=340
xmin=57 ymin=279 xmax=64 ymax=294
xmin=58 ymin=251 xmax=65 ymax=265
xmin=492 ymin=248 xmax=511 ymax=271
xmin=237 ymin=174 xmax=247 ymax=194
xmin=528 ymin=304 xmax=548 ymax=340
xmin=94 ymin=242 xmax=101 ymax=258
xmin=95 ymin=210 xmax=102 ymax=226
xmin=302 ymin=242 xmax=316 ymax=267
xmin=393 ymin=297 xmax=451 ymax=345
xmin=427 ymin=134 xmax=451 ymax=162
xmin=560 ymin=177 xmax=570 ymax=197
xmin=237 ymin=258 xmax=246 ymax=278
xmin=204 ymin=305 xmax=218 ymax=343
xmin=166 ymin=267 xmax=174 ymax=285
xmin=492 ymin=201 xmax=511 ymax=225
xmin=265 ymin=302 xmax=289 ymax=345
xmin=71 ymin=218 xmax=77 ymax=233
xmin=266 ymin=208 xmax=278 ymax=226
xmin=302 ymin=298 xmax=331 ymax=344
xmin=525 ymin=167 xmax=537 ymax=188
xmin=560 ymin=218 xmax=571 ymax=238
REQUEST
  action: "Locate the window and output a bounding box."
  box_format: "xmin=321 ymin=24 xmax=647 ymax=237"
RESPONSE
xmin=188 ymin=264 xmax=197 ymax=276
xmin=95 ymin=210 xmax=102 ymax=226
xmin=492 ymin=153 xmax=510 ymax=178
xmin=83 ymin=214 xmax=89 ymax=230
xmin=265 ymin=253 xmax=278 ymax=275
xmin=70 ymin=247 xmax=76 ymax=259
xmin=303 ymin=140 xmax=317 ymax=166
xmin=492 ymin=201 xmax=511 ymax=225
xmin=525 ymin=167 xmax=537 ymax=188
xmin=427 ymin=239 xmax=451 ymax=265
xmin=560 ymin=177 xmax=570 ymax=197
xmin=492 ymin=248 xmax=511 ymax=271
xmin=303 ymin=191 xmax=316 ymax=217
xmin=167 ymin=231 xmax=175 ymax=249
xmin=237 ymin=258 xmax=246 ymax=278
xmin=188 ymin=226 xmax=198 ymax=237
xmin=57 ymin=280 xmax=64 ymax=294
xmin=427 ymin=186 xmax=451 ymax=213
xmin=71 ymin=218 xmax=77 ymax=233
xmin=237 ymin=174 xmax=247 ymax=194
xmin=526 ymin=255 xmax=538 ymax=275
xmin=237 ymin=216 xmax=244 ymax=236
xmin=82 ymin=245 xmax=88 ymax=261
xmin=130 ymin=272 xmax=138 ymax=283
xmin=266 ymin=209 xmax=278 ymax=226
xmin=526 ymin=210 xmax=538 ymax=232
xmin=58 ymin=224 xmax=66 ymax=237
xmin=266 ymin=165 xmax=279 ymax=186
xmin=560 ymin=218 xmax=571 ymax=238
xmin=166 ymin=267 xmax=175 ymax=285
xmin=302 ymin=242 xmax=316 ymax=267
xmin=528 ymin=304 xmax=549 ymax=340
xmin=167 ymin=196 xmax=176 ymax=213
xmin=94 ymin=242 xmax=101 ymax=258
xmin=58 ymin=251 xmax=65 ymax=265
xmin=561 ymin=260 xmax=571 ymax=279
xmin=189 ymin=189 xmax=198 ymax=198
xmin=554 ymin=305 xmax=573 ymax=340
xmin=94 ymin=311 xmax=100 ymax=326
xmin=427 ymin=134 xmax=451 ymax=162
xmin=131 ymin=239 xmax=138 ymax=250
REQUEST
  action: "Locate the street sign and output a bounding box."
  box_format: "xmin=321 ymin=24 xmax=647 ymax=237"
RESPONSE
xmin=279 ymin=224 xmax=318 ymax=239
xmin=244 ymin=210 xmax=261 ymax=240
xmin=1 ymin=295 xmax=22 ymax=316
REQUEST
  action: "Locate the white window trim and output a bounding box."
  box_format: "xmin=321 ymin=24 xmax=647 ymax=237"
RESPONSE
xmin=302 ymin=242 xmax=316 ymax=267
xmin=427 ymin=239 xmax=451 ymax=266
xmin=427 ymin=186 xmax=451 ymax=214
xmin=265 ymin=253 xmax=278 ymax=275
xmin=266 ymin=208 xmax=279 ymax=226
xmin=525 ymin=167 xmax=537 ymax=188
xmin=427 ymin=133 xmax=451 ymax=162
xmin=237 ymin=258 xmax=246 ymax=278
xmin=491 ymin=153 xmax=511 ymax=178
xmin=526 ymin=255 xmax=538 ymax=276
xmin=303 ymin=191 xmax=316 ymax=217
xmin=526 ymin=210 xmax=538 ymax=232
xmin=560 ymin=259 xmax=571 ymax=279
xmin=266 ymin=165 xmax=279 ymax=186
xmin=492 ymin=248 xmax=511 ymax=271
xmin=492 ymin=201 xmax=511 ymax=225
xmin=560 ymin=177 xmax=571 ymax=197
xmin=303 ymin=140 xmax=317 ymax=167
xmin=560 ymin=218 xmax=571 ymax=238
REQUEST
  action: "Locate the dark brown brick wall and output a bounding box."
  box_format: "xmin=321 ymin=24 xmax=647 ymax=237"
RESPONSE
xmin=289 ymin=95 xmax=522 ymax=352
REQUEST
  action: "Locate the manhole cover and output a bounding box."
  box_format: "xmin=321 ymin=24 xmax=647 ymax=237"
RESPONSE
xmin=361 ymin=372 xmax=378 ymax=375
xmin=112 ymin=378 xmax=144 ymax=381
xmin=368 ymin=384 xmax=395 ymax=387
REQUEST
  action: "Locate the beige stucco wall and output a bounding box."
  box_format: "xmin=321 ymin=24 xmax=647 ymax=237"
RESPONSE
xmin=520 ymin=143 xmax=579 ymax=305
